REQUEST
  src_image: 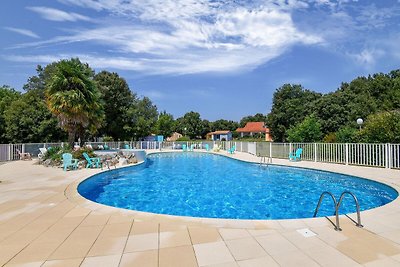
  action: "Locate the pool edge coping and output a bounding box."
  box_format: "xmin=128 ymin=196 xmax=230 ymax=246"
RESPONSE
xmin=64 ymin=149 xmax=400 ymax=229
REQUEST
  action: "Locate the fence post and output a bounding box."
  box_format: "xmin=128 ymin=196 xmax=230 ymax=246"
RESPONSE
xmin=289 ymin=143 xmax=292 ymax=154
xmin=388 ymin=143 xmax=392 ymax=169
xmin=345 ymin=143 xmax=349 ymax=165
xmin=314 ymin=143 xmax=317 ymax=162
xmin=269 ymin=142 xmax=272 ymax=158
xmin=22 ymin=143 xmax=25 ymax=154
xmin=385 ymin=143 xmax=389 ymax=169
xmin=8 ymin=144 xmax=11 ymax=161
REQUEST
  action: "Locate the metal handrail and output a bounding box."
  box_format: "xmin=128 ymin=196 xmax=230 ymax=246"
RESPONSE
xmin=337 ymin=191 xmax=363 ymax=228
xmin=313 ymin=191 xmax=341 ymax=231
xmin=258 ymin=154 xmax=272 ymax=166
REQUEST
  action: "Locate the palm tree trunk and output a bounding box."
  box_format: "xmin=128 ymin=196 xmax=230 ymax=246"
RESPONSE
xmin=68 ymin=130 xmax=75 ymax=149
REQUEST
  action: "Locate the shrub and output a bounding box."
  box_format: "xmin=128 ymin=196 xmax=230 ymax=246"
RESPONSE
xmin=176 ymin=136 xmax=190 ymax=141
xmin=323 ymin=132 xmax=337 ymax=143
xmin=287 ymin=116 xmax=322 ymax=142
xmin=72 ymin=147 xmax=96 ymax=160
xmin=43 ymin=146 xmax=72 ymax=163
xmin=335 ymin=126 xmax=358 ymax=143
xmin=103 ymin=136 xmax=114 ymax=142
xmin=358 ymin=110 xmax=400 ymax=143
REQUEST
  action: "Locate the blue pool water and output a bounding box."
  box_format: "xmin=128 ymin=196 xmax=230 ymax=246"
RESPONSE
xmin=78 ymin=152 xmax=398 ymax=220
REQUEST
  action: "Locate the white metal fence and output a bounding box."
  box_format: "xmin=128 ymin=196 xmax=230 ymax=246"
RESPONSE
xmin=1 ymin=141 xmax=399 ymax=169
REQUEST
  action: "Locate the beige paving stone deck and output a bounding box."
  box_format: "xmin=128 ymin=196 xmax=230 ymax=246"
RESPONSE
xmin=1 ymin=150 xmax=400 ymax=266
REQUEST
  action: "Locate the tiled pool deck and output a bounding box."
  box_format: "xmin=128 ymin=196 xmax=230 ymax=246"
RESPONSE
xmin=1 ymin=150 xmax=400 ymax=267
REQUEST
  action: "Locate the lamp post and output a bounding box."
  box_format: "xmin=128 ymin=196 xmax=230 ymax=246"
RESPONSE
xmin=357 ymin=118 xmax=363 ymax=130
xmin=184 ymin=127 xmax=187 ymax=137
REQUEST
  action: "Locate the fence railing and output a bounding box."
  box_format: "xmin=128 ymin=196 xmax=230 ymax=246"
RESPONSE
xmin=1 ymin=141 xmax=399 ymax=170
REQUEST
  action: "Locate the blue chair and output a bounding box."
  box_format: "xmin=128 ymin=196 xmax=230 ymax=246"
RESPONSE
xmin=83 ymin=152 xmax=102 ymax=168
xmin=124 ymin=144 xmax=131 ymax=149
xmin=189 ymin=144 xmax=195 ymax=151
xmin=289 ymin=148 xmax=303 ymax=161
xmin=62 ymin=153 xmax=79 ymax=171
xmin=227 ymin=145 xmax=236 ymax=154
xmin=182 ymin=144 xmax=187 ymax=152
xmin=205 ymin=144 xmax=210 ymax=151
xmin=104 ymin=144 xmax=109 ymax=150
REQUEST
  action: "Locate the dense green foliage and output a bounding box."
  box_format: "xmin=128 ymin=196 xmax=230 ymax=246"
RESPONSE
xmin=0 ymin=86 xmax=21 ymax=143
xmin=45 ymin=58 xmax=104 ymax=146
xmin=287 ymin=116 xmax=322 ymax=142
xmin=94 ymin=71 xmax=135 ymax=140
xmin=175 ymin=111 xmax=204 ymax=139
xmin=268 ymin=70 xmax=400 ymax=143
xmin=267 ymin=84 xmax=322 ymax=142
xmin=358 ymin=110 xmax=400 ymax=143
xmin=4 ymin=90 xmax=65 ymax=143
xmin=1 ymin=57 xmax=399 ymax=145
xmin=125 ymin=97 xmax=158 ymax=140
xmin=154 ymin=111 xmax=175 ymax=137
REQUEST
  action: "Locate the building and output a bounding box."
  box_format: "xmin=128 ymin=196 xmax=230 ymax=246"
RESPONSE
xmin=236 ymin=122 xmax=273 ymax=141
xmin=206 ymin=130 xmax=233 ymax=141
xmin=166 ymin=132 xmax=183 ymax=141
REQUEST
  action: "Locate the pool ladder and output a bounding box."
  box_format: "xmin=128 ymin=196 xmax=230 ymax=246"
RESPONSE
xmin=258 ymin=154 xmax=272 ymax=166
xmin=313 ymin=191 xmax=363 ymax=231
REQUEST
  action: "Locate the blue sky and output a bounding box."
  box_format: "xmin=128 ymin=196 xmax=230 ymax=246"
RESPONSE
xmin=1 ymin=0 xmax=400 ymax=121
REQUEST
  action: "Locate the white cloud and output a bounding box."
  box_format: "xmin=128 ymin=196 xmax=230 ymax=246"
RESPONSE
xmin=3 ymin=27 xmax=40 ymax=38
xmin=349 ymin=49 xmax=385 ymax=67
xmin=11 ymin=1 xmax=325 ymax=74
xmin=27 ymin=6 xmax=91 ymax=22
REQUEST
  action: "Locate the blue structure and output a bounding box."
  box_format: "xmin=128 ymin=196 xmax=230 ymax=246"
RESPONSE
xmin=207 ymin=130 xmax=232 ymax=141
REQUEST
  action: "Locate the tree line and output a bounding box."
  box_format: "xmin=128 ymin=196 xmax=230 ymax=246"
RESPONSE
xmin=1 ymin=57 xmax=399 ymax=144
xmin=267 ymin=70 xmax=400 ymax=143
xmin=0 ymin=58 xmax=265 ymax=145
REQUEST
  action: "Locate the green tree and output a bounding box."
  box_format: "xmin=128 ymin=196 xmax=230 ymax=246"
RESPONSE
xmin=125 ymin=97 xmax=158 ymax=140
xmin=211 ymin=119 xmax=240 ymax=132
xmin=23 ymin=64 xmax=58 ymax=97
xmin=267 ymin=84 xmax=322 ymax=142
xmin=201 ymin=119 xmax=212 ymax=138
xmin=0 ymin=86 xmax=21 ymax=143
xmin=287 ymin=116 xmax=322 ymax=142
xmin=154 ymin=111 xmax=175 ymax=138
xmin=4 ymin=90 xmax=65 ymax=143
xmin=176 ymin=111 xmax=203 ymax=139
xmin=335 ymin=126 xmax=358 ymax=143
xmin=45 ymin=58 xmax=104 ymax=146
xmin=358 ymin=110 xmax=400 ymax=143
xmin=94 ymin=71 xmax=135 ymax=140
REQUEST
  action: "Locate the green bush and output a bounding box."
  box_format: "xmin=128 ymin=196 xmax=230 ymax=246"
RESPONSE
xmin=176 ymin=136 xmax=191 ymax=141
xmin=103 ymin=136 xmax=114 ymax=142
xmin=287 ymin=116 xmax=322 ymax=142
xmin=358 ymin=110 xmax=400 ymax=143
xmin=323 ymin=132 xmax=336 ymax=143
xmin=72 ymin=148 xmax=96 ymax=160
xmin=43 ymin=146 xmax=72 ymax=162
xmin=335 ymin=126 xmax=358 ymax=143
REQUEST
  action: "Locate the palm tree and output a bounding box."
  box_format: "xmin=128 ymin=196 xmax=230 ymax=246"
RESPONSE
xmin=45 ymin=58 xmax=104 ymax=147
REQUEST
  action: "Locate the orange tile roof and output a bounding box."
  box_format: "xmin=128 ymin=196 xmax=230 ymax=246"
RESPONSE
xmin=236 ymin=122 xmax=269 ymax=133
xmin=207 ymin=130 xmax=231 ymax=135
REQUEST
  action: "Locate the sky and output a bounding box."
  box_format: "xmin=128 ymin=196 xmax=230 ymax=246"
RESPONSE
xmin=1 ymin=0 xmax=400 ymax=121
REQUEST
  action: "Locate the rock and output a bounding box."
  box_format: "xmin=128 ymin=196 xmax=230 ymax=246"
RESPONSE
xmin=118 ymin=158 xmax=128 ymax=166
xmin=43 ymin=159 xmax=52 ymax=167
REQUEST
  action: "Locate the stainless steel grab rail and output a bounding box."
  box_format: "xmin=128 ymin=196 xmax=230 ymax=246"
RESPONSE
xmin=314 ymin=191 xmax=364 ymax=231
xmin=337 ymin=191 xmax=363 ymax=228
xmin=313 ymin=191 xmax=341 ymax=231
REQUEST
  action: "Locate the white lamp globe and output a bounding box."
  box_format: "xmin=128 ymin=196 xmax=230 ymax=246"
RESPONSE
xmin=357 ymin=118 xmax=363 ymax=125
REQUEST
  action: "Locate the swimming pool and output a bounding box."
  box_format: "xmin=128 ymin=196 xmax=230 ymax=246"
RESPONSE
xmin=78 ymin=152 xmax=398 ymax=220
